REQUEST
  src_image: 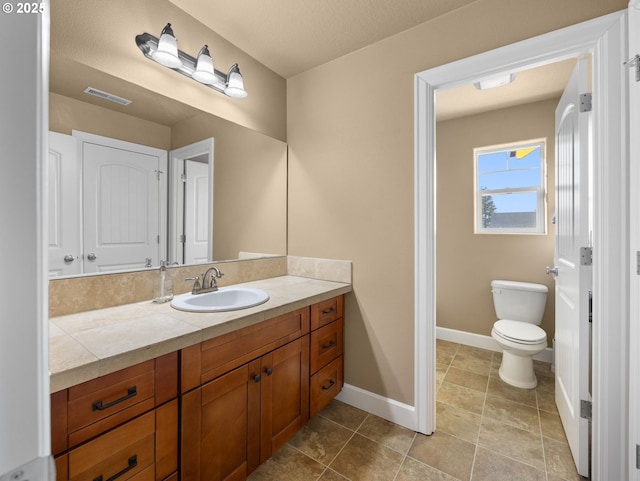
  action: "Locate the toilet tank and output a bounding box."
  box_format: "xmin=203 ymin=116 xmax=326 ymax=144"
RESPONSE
xmin=491 ymin=280 xmax=548 ymax=324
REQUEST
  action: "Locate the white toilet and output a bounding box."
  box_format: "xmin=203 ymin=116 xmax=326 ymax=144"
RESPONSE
xmin=491 ymin=280 xmax=548 ymax=389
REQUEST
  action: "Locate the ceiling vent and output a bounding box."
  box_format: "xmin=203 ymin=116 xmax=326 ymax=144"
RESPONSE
xmin=83 ymin=87 xmax=132 ymax=106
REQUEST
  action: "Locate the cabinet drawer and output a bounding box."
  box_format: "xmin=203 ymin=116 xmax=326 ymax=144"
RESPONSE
xmin=56 ymin=400 xmax=178 ymax=481
xmin=310 ymin=318 xmax=343 ymax=375
xmin=181 ymin=307 xmax=310 ymax=391
xmin=310 ymin=356 xmax=343 ymax=418
xmin=68 ymin=411 xmax=155 ymax=481
xmin=52 ymin=352 xmax=178 ymax=452
xmin=311 ymin=296 xmax=343 ymax=331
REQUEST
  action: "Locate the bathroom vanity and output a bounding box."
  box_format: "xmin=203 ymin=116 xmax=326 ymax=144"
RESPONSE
xmin=48 ymin=275 xmax=349 ymax=481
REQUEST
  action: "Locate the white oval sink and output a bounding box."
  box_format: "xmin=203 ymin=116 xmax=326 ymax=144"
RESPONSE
xmin=170 ymin=287 xmax=269 ymax=312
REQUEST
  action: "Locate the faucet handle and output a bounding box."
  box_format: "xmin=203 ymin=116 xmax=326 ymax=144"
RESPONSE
xmin=185 ymin=276 xmax=201 ymax=293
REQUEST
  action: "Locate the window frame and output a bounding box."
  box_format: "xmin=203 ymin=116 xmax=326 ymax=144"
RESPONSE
xmin=474 ymin=140 xmax=547 ymax=235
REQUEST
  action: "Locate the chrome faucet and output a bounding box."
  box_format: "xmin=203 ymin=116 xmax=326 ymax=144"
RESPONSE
xmin=185 ymin=266 xmax=224 ymax=295
xmin=202 ymin=266 xmax=223 ymax=291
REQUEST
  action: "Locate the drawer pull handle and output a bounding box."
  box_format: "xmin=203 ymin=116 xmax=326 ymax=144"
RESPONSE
xmin=93 ymin=454 xmax=137 ymax=481
xmin=321 ymin=340 xmax=336 ymax=349
xmin=321 ymin=379 xmax=336 ymax=391
xmin=92 ymin=386 xmax=137 ymax=411
xmin=321 ymin=307 xmax=335 ymax=315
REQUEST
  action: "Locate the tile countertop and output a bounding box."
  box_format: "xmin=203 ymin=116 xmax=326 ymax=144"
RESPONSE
xmin=49 ymin=275 xmax=352 ymax=393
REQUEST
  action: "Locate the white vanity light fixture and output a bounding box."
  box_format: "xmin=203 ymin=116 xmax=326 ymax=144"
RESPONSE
xmin=474 ymin=73 xmax=515 ymax=90
xmin=150 ymin=23 xmax=182 ymax=68
xmin=192 ymin=45 xmax=218 ymax=85
xmin=135 ymin=23 xmax=248 ymax=98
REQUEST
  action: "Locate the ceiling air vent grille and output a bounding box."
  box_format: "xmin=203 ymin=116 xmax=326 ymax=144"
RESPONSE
xmin=83 ymin=87 xmax=132 ymax=106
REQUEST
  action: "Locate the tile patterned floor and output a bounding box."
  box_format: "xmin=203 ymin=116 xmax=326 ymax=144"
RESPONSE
xmin=247 ymin=340 xmax=586 ymax=481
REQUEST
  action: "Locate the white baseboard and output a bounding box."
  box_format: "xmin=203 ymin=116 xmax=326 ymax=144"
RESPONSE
xmin=436 ymin=326 xmax=554 ymax=364
xmin=335 ymin=383 xmax=418 ymax=432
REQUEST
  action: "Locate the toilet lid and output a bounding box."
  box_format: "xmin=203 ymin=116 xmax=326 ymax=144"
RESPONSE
xmin=494 ymin=319 xmax=547 ymax=344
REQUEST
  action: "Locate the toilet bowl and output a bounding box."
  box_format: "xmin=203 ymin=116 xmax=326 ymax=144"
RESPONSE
xmin=491 ymin=280 xmax=548 ymax=389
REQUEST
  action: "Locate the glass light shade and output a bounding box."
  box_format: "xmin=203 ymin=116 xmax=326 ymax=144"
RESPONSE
xmin=192 ymin=45 xmax=218 ymax=85
xmin=224 ymin=64 xmax=248 ymax=98
xmin=151 ymin=23 xmax=182 ymax=68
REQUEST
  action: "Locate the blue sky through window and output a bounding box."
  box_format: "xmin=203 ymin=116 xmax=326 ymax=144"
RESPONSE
xmin=478 ymin=146 xmax=541 ymax=213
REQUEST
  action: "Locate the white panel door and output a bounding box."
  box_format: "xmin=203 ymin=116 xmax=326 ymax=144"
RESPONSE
xmin=184 ymin=159 xmax=210 ymax=264
xmin=553 ymin=57 xmax=591 ymax=477
xmin=82 ymin=142 xmax=161 ymax=273
xmin=48 ymin=132 xmax=81 ymax=277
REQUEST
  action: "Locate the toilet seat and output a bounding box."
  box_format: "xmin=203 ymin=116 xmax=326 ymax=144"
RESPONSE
xmin=493 ymin=319 xmax=546 ymax=345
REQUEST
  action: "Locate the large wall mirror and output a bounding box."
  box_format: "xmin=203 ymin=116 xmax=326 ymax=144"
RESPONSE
xmin=48 ymin=54 xmax=287 ymax=278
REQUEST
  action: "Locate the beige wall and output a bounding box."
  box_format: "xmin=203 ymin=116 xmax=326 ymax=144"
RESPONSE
xmin=436 ymin=99 xmax=557 ymax=346
xmin=287 ymin=0 xmax=626 ymax=405
xmin=51 ymin=0 xmax=287 ymax=142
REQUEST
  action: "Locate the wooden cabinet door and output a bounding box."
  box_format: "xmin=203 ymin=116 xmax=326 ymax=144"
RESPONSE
xmin=181 ymin=361 xmax=260 ymax=481
xmin=259 ymin=336 xmax=309 ymax=463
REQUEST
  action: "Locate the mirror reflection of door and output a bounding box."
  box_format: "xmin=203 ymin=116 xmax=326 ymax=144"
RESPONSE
xmin=168 ymin=138 xmax=214 ymax=266
xmin=183 ymin=157 xmax=210 ymax=264
xmin=82 ymin=141 xmax=165 ymax=273
xmin=48 ymin=132 xmax=81 ymax=277
xmin=47 ymin=131 xmax=168 ymax=276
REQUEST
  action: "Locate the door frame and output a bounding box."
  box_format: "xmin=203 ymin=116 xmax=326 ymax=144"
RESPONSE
xmin=414 ymin=10 xmax=628 ymax=480
xmin=628 ymin=1 xmax=640 ymax=479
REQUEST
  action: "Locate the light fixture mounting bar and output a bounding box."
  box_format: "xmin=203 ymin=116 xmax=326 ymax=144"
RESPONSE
xmin=135 ymin=33 xmax=229 ymax=95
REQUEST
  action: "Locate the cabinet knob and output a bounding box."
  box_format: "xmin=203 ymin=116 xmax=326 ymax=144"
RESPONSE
xmin=265 ymin=367 xmax=273 ymax=376
xmin=253 ymin=374 xmax=261 ymax=383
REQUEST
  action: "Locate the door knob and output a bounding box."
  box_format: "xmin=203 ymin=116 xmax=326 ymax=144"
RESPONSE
xmin=87 ymin=253 xmax=97 ymax=261
xmin=64 ymin=254 xmax=75 ymax=263
xmin=546 ymin=266 xmax=559 ymax=276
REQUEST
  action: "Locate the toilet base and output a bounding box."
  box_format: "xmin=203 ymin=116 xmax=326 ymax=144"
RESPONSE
xmin=498 ymin=350 xmax=537 ymax=389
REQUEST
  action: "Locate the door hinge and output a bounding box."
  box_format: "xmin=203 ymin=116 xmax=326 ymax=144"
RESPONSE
xmin=579 ymin=93 xmax=592 ymax=112
xmin=637 ymin=444 xmax=640 ymax=469
xmin=625 ymin=54 xmax=640 ymax=82
xmin=181 ymin=174 xmax=187 ymax=183
xmin=157 ymin=235 xmax=160 ymax=244
xmin=580 ymin=399 xmax=592 ymax=421
xmin=580 ymin=246 xmax=593 ymax=266
xmin=180 ymin=234 xmax=186 ymax=243
xmin=636 ymin=251 xmax=640 ymax=275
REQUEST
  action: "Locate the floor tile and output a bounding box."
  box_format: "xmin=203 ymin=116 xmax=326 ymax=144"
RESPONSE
xmin=478 ymin=417 xmax=545 ymax=471
xmin=319 ymin=399 xmax=369 ymax=431
xmin=544 ymin=436 xmax=582 ymax=481
xmin=450 ymin=352 xmax=492 ymax=376
xmin=318 ymin=468 xmax=350 ymax=480
xmin=408 ymin=431 xmax=475 ymax=481
xmin=536 ymin=388 xmax=559 ymax=414
xmin=437 ymin=381 xmax=486 ymax=415
xmin=487 ymin=376 xmax=537 ymax=407
xmin=437 ymin=349 xmax=455 ymax=365
xmin=456 ymin=344 xmax=494 ymax=361
xmin=444 ymin=366 xmax=489 ymax=393
xmin=436 ymin=363 xmax=449 ymax=388
xmin=435 ymin=402 xmax=481 ymax=443
xmin=395 ymin=456 xmax=461 ymax=481
xmin=288 ymin=415 xmax=354 ymax=465
xmin=436 ymin=339 xmax=459 ymax=354
xmin=471 ymin=447 xmax=546 ymax=481
xmin=329 ymin=433 xmax=404 ymax=481
xmin=540 ymin=410 xmax=568 ymax=443
xmin=535 ymin=371 xmax=555 ymax=393
xmin=247 ymin=444 xmax=325 ymax=481
xmin=357 ymin=413 xmax=416 ymax=454
xmin=483 ymin=395 xmax=541 ymax=433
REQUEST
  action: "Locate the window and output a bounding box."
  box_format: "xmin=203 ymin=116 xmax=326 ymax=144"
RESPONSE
xmin=474 ymin=140 xmax=546 ymax=234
